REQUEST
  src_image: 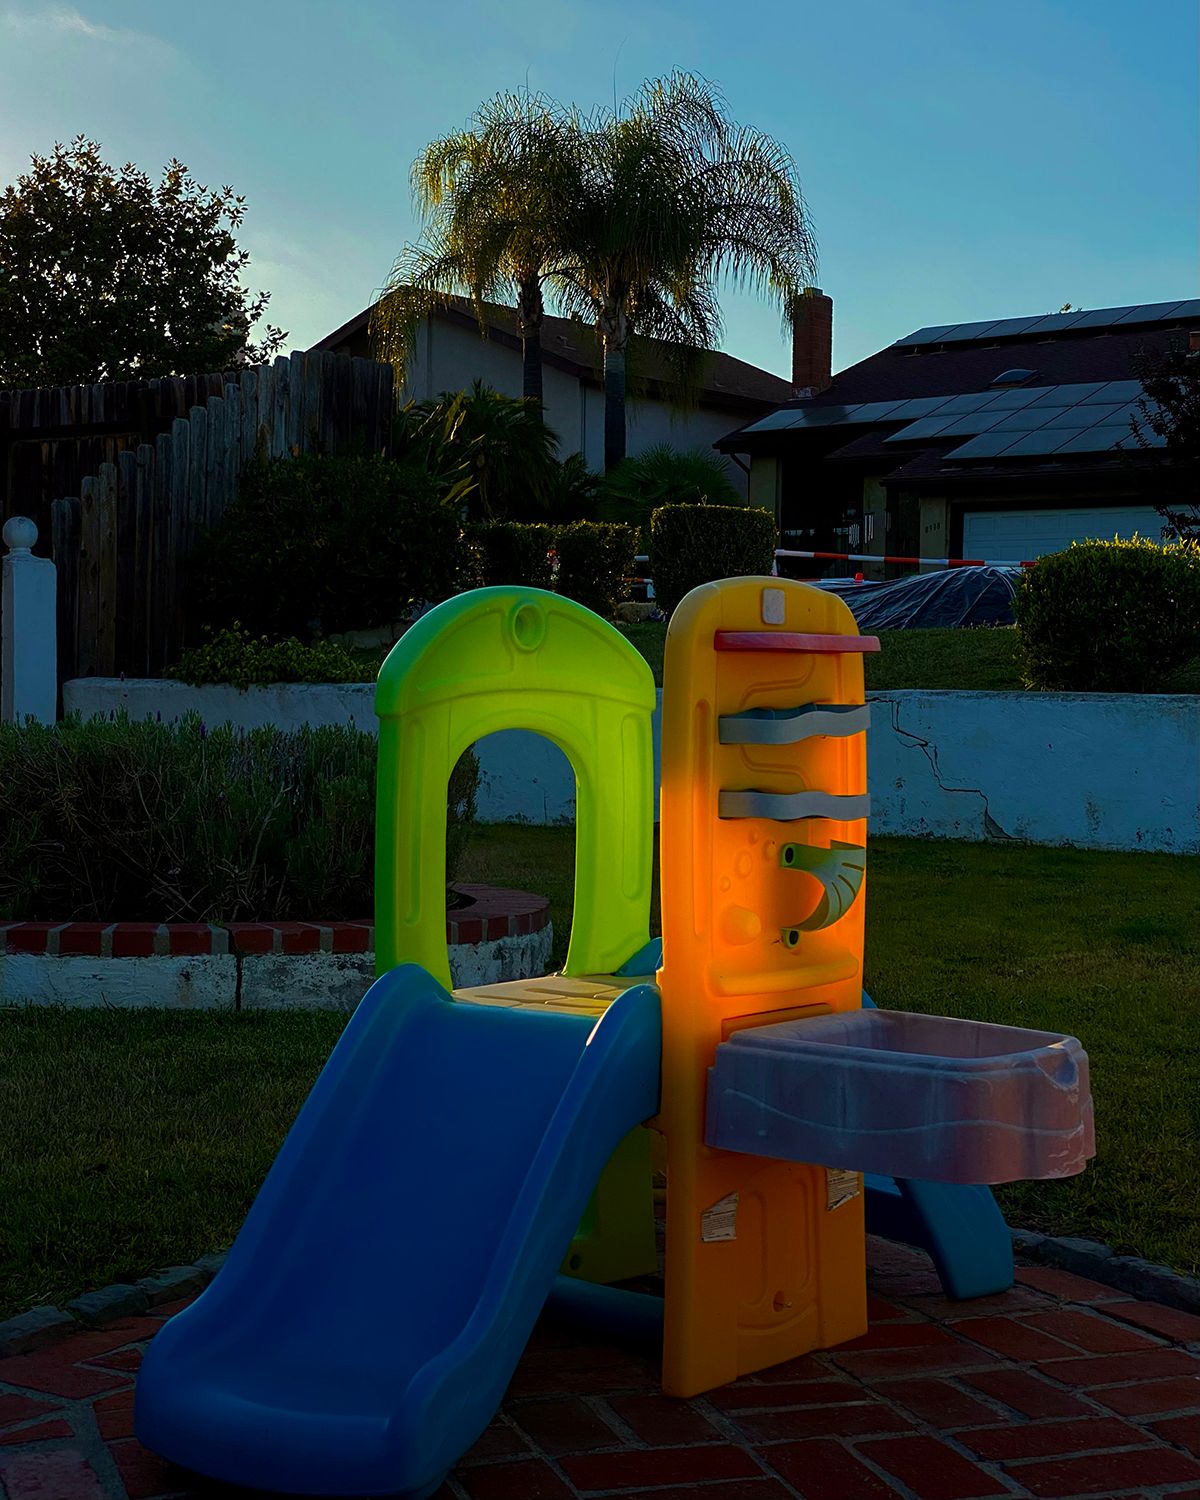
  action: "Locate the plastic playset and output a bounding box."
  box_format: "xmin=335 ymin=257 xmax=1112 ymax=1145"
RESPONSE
xmin=136 ymin=577 xmax=1095 ymax=1498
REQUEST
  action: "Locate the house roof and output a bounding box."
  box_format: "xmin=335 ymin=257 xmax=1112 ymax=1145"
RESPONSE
xmin=311 ymin=297 xmax=792 ymax=413
xmin=715 ymin=297 xmax=1196 ymax=493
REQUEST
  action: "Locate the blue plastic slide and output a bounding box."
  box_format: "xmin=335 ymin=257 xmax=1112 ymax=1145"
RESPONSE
xmin=135 ymin=965 xmax=662 ymax=1499
xmin=860 ymin=991 xmax=1014 ymax=1298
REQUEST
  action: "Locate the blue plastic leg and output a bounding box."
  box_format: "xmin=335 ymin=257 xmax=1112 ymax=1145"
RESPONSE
xmin=861 ymin=991 xmax=1014 ymax=1300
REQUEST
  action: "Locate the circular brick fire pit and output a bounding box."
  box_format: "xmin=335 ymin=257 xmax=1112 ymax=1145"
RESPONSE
xmin=0 ymin=885 xmax=552 ymax=1009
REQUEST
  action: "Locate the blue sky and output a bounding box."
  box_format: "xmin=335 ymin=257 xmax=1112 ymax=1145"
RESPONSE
xmin=0 ymin=0 xmax=1195 ymax=378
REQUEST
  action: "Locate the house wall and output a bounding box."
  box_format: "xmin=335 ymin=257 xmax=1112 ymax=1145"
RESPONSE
xmin=748 ymin=456 xmax=782 ymax=516
xmin=862 ymin=476 xmax=888 ymax=576
xmin=400 ymin=317 xmax=750 ymax=493
xmin=919 ymin=496 xmax=951 ymax=569
xmin=400 ymin=317 xmax=586 ymax=463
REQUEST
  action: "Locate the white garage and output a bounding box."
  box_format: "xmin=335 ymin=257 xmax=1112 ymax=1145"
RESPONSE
xmin=961 ymin=505 xmax=1164 ymax=562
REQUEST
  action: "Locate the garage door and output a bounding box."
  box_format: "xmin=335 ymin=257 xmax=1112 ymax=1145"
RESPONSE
xmin=962 ymin=505 xmax=1163 ymax=562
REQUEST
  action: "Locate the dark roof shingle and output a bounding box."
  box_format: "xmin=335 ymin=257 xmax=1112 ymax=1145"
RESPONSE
xmin=312 ymin=297 xmax=792 ymax=411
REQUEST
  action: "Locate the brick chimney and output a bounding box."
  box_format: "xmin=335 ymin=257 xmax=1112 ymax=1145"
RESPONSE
xmin=792 ymin=287 xmax=833 ymax=396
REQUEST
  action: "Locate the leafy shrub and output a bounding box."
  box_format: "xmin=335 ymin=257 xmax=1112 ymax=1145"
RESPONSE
xmin=544 ymin=452 xmax=601 ymax=521
xmin=0 ymin=715 xmax=478 ymax=922
xmin=552 ymin=522 xmax=639 ymax=617
xmin=1014 ymin=538 xmax=1200 ymax=692
xmin=393 ymin=381 xmax=564 ymax=521
xmin=469 ymin=522 xmax=556 ymax=589
xmin=463 ymin=520 xmax=637 ymax=616
xmin=650 ymin=503 xmax=777 ymax=616
xmin=597 ymin=445 xmax=741 ymax=538
xmin=168 ymin=627 xmax=367 ymax=689
xmin=188 ymin=453 xmax=469 ymax=639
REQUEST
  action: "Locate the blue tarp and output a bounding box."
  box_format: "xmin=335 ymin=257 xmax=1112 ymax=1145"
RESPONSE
xmin=810 ymin=566 xmax=1020 ymax=631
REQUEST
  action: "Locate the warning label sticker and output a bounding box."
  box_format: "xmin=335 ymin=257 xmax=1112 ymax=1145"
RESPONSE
xmin=701 ymin=1192 xmax=739 ymax=1241
xmin=826 ymin=1168 xmax=860 ymax=1211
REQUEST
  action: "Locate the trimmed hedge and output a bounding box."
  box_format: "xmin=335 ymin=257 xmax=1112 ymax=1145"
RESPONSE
xmin=188 ymin=454 xmax=471 ymax=639
xmin=1014 ymin=538 xmax=1200 ymax=692
xmin=466 ymin=520 xmax=638 ymax=617
xmin=650 ymin=503 xmax=777 ymax=616
xmin=553 ymin=521 xmax=638 ymax=616
xmin=0 ymin=716 xmax=478 ymax=922
xmin=470 ymin=523 xmax=556 ymax=590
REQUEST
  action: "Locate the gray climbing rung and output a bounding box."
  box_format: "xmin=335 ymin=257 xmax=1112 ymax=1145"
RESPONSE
xmin=719 ymin=704 xmax=870 ymax=745
xmin=718 ymin=790 xmax=872 ymax=822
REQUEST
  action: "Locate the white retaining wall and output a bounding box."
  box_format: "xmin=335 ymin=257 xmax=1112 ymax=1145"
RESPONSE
xmin=64 ymin=679 xmax=1200 ymax=853
xmin=871 ymin=691 xmax=1199 ymax=853
xmin=0 ymin=928 xmax=554 ymax=1010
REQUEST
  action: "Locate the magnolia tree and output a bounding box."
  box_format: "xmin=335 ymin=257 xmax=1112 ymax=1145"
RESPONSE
xmin=1131 ymin=345 xmax=1200 ymax=542
xmin=0 ymin=136 xmax=285 ymax=387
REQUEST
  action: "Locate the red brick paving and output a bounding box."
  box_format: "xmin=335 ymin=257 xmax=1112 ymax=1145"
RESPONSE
xmin=857 ymin=1433 xmax=1010 ymax=1498
xmin=0 ymin=1240 xmax=1196 ymax=1500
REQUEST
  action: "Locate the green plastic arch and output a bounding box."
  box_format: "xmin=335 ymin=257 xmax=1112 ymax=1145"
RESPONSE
xmin=375 ymin=587 xmax=657 ymax=985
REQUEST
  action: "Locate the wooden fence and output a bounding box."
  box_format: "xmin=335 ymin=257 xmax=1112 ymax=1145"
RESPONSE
xmin=39 ymin=351 xmax=394 ymax=683
xmin=2 ymin=372 xmax=233 ymax=541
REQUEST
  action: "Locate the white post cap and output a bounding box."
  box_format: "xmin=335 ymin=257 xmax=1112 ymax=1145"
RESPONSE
xmin=2 ymin=516 xmax=37 ymax=553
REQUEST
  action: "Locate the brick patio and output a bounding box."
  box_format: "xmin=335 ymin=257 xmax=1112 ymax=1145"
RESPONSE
xmin=1 ymin=1239 xmax=1197 ymax=1500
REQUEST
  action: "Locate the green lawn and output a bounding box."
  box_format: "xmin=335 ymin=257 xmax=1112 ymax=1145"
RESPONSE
xmin=1 ymin=830 xmax=1196 ymax=1318
xmin=865 ymin=626 xmax=1023 ymax=690
xmin=362 ymin=619 xmax=1200 ymax=693
xmin=616 ymin=622 xmax=1027 ymax=690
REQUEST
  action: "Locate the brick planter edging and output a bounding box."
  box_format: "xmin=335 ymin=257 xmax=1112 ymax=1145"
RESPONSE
xmin=1012 ymin=1229 xmax=1200 ymax=1315
xmin=0 ymin=885 xmax=549 ymax=958
xmin=0 ymin=1254 xmax=228 ymax=1358
xmin=2 ymin=1227 xmax=1197 ymax=1365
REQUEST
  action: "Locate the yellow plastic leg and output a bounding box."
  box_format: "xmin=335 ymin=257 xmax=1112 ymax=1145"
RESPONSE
xmin=657 ymin=576 xmax=873 ymax=1396
xmin=564 ymin=1127 xmax=658 ymax=1284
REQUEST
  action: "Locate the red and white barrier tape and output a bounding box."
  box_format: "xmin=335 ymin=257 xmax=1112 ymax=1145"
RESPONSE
xmin=774 ymin=548 xmax=1036 ymax=569
xmin=633 ymin=551 xmax=1035 ymax=572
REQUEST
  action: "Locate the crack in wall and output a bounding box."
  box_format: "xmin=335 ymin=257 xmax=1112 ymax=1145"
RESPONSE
xmin=885 ymin=698 xmax=1014 ymax=840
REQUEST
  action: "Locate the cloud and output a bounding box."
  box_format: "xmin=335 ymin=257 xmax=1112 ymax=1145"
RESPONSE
xmin=0 ymin=5 xmax=173 ymax=54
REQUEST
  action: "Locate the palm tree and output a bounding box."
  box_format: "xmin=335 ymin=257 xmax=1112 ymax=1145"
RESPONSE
xmin=553 ymin=73 xmax=817 ymax=470
xmin=373 ymin=92 xmax=581 ymax=407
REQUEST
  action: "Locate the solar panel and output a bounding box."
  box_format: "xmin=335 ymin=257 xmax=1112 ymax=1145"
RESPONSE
xmin=933 ymin=412 xmax=1006 ymax=437
xmin=1058 ymin=306 xmax=1138 ymax=329
xmin=941 ymin=433 xmax=1023 ymax=460
xmin=937 ymin=320 xmax=1002 ymax=342
xmin=890 ymin=299 xmax=1196 ymax=350
xmin=886 ymin=395 xmax=962 ymax=419
xmin=991 ymin=430 xmax=1080 ymax=457
xmin=1051 ymin=426 xmax=1140 ymax=454
xmin=885 ymin=416 xmax=961 ymax=442
xmin=1026 ymin=382 xmax=1112 ymax=405
xmin=848 ymin=400 xmax=914 ymax=422
xmin=982 ymin=386 xmax=1048 ymax=409
xmin=1082 ymin=380 xmax=1142 ymax=403
xmin=1112 ymin=302 xmax=1185 ymax=325
xmin=1019 ymin=312 xmax=1089 ymax=337
xmin=1076 ymin=403 xmax=1132 ymax=428
xmin=965 ymin=315 xmax=1047 ymax=341
xmin=756 ymin=405 xmax=867 ymax=429
xmin=933 ymin=392 xmax=998 ymax=413
xmin=740 ymin=410 xmax=806 ymax=433
xmin=1039 ymin=405 xmax=1102 ymax=429
xmin=892 ymin=325 xmax=957 ymax=347
xmin=988 ymin=408 xmax=1059 ymax=432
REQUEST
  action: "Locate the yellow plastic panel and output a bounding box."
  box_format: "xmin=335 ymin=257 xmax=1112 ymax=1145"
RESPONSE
xmin=375 ymin=588 xmax=656 ymax=985
xmin=657 ymin=577 xmax=870 ymax=1396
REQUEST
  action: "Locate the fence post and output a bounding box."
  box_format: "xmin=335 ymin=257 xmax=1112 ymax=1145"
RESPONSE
xmin=1 ymin=516 xmax=57 ymax=724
